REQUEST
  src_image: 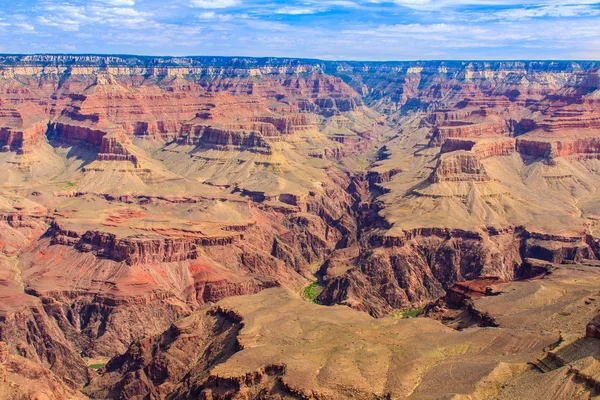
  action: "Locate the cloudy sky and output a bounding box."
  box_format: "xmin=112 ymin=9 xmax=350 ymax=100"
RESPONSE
xmin=0 ymin=0 xmax=599 ymax=60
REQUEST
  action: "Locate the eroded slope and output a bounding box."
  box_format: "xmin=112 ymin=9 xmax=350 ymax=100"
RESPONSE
xmin=87 ymin=261 xmax=600 ymax=399
xmin=2 ymin=56 xmax=600 ymax=396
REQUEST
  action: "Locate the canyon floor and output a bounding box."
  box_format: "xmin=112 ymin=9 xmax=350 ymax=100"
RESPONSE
xmin=1 ymin=55 xmax=600 ymax=399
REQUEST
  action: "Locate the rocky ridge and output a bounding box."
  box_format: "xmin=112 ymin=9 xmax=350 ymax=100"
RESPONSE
xmin=1 ymin=55 xmax=600 ymax=397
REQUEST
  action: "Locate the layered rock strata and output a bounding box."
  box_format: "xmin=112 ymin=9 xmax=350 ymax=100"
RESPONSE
xmin=2 ymin=56 xmax=600 ymax=395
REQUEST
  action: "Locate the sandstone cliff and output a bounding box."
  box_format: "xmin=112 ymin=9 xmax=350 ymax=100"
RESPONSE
xmin=2 ymin=56 xmax=600 ymax=396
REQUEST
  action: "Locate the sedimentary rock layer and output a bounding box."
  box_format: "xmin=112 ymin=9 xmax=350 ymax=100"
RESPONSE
xmin=2 ymin=56 xmax=600 ymax=397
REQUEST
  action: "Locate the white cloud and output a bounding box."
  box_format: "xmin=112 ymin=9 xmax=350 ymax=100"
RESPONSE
xmin=38 ymin=16 xmax=80 ymax=31
xmin=2 ymin=0 xmax=600 ymax=59
xmin=493 ymin=5 xmax=600 ymax=20
xmin=190 ymin=0 xmax=240 ymax=8
xmin=364 ymin=0 xmax=600 ymax=11
xmin=99 ymin=0 xmax=136 ymax=5
xmin=37 ymin=3 xmax=155 ymax=31
xmin=16 ymin=23 xmax=35 ymax=31
xmin=346 ymin=23 xmax=470 ymax=36
xmin=198 ymin=11 xmax=233 ymax=20
xmin=275 ymin=6 xmax=320 ymax=15
xmin=245 ymin=19 xmax=291 ymax=31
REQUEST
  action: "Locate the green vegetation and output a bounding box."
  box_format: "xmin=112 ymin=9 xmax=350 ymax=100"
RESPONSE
xmin=302 ymin=281 xmax=323 ymax=304
xmin=89 ymin=363 xmax=106 ymax=370
xmin=402 ymin=308 xmax=424 ymax=318
xmin=59 ymin=181 xmax=77 ymax=189
xmin=357 ymin=155 xmax=371 ymax=171
xmin=391 ymin=308 xmax=424 ymax=319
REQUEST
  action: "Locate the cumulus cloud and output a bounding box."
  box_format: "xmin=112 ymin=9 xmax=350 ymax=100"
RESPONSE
xmin=1 ymin=0 xmax=600 ymax=59
xmin=198 ymin=11 xmax=233 ymax=20
xmin=99 ymin=0 xmax=136 ymax=5
xmin=275 ymin=6 xmax=320 ymax=15
xmin=16 ymin=22 xmax=35 ymax=31
xmin=493 ymin=5 xmax=600 ymax=20
xmin=190 ymin=0 xmax=240 ymax=8
xmin=364 ymin=0 xmax=600 ymax=10
xmin=37 ymin=3 xmax=154 ymax=31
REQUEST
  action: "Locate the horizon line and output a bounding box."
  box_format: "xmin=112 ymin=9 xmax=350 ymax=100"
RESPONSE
xmin=1 ymin=53 xmax=599 ymax=64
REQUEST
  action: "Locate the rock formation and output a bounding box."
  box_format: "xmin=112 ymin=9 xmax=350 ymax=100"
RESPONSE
xmin=1 ymin=55 xmax=600 ymax=397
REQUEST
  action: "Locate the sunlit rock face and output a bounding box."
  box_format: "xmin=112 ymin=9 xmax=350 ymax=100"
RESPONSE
xmin=2 ymin=55 xmax=600 ymax=398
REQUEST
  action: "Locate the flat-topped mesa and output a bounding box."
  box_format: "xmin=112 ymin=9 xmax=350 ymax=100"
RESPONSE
xmin=523 ymin=237 xmax=593 ymax=264
xmin=516 ymin=136 xmax=600 ymax=163
xmin=48 ymin=222 xmax=241 ymax=265
xmin=314 ymin=96 xmax=363 ymax=116
xmin=423 ymin=108 xmax=477 ymax=125
xmin=423 ymin=93 xmax=537 ymax=147
xmin=75 ymin=230 xmax=240 ymax=265
xmin=461 ymin=95 xmax=517 ymax=108
xmin=381 ymin=227 xmax=484 ymax=248
xmin=201 ymin=75 xmax=359 ymax=101
xmin=536 ymin=112 xmax=600 ymax=132
xmin=177 ymin=124 xmax=272 ymax=154
xmin=239 ymin=190 xmax=308 ymax=207
xmin=47 ymin=122 xmax=107 ymax=147
xmin=250 ymin=114 xmax=316 ymax=135
xmin=0 ymin=121 xmax=48 ymax=154
xmin=96 ymin=133 xmax=139 ymax=166
xmin=428 ymin=151 xmax=491 ymax=183
xmin=48 ymin=121 xmax=140 ymax=164
xmin=429 ymin=121 xmax=512 ymax=147
xmin=440 ymin=137 xmax=516 ymax=159
xmin=76 ymin=232 xmax=201 ymax=265
xmin=126 ymin=120 xmax=179 ymax=139
xmin=224 ymin=122 xmax=281 ymax=137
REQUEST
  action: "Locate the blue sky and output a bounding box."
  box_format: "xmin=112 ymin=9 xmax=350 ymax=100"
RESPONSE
xmin=0 ymin=0 xmax=599 ymax=60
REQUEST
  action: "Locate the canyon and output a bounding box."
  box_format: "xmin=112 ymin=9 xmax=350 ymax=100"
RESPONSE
xmin=1 ymin=55 xmax=600 ymax=398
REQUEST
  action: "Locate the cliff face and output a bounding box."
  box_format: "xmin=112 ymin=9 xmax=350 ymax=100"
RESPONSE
xmin=85 ymin=282 xmax=599 ymax=399
xmin=0 ymin=55 xmax=378 ymax=390
xmin=2 ymin=55 xmax=600 ymax=395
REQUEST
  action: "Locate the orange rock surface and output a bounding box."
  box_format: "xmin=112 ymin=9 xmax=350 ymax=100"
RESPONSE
xmin=1 ymin=56 xmax=600 ymax=397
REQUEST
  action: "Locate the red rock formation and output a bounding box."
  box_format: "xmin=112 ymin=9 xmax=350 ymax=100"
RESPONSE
xmin=429 ymin=121 xmax=512 ymax=146
xmin=48 ymin=122 xmax=107 ymax=147
xmin=516 ymin=135 xmax=600 ymax=162
xmin=0 ymin=342 xmax=87 ymax=399
xmin=0 ymin=121 xmax=47 ymax=154
xmin=319 ymin=223 xmax=599 ymax=316
xmin=96 ymin=133 xmax=139 ymax=165
xmin=586 ymin=314 xmax=600 ymax=338
xmin=429 ymin=151 xmax=491 ymax=183
xmin=3 ymin=55 xmax=600 ymax=395
xmin=441 ymin=138 xmax=516 ymax=158
xmin=178 ymin=124 xmax=272 ymax=154
xmin=251 ymin=114 xmax=315 ymax=135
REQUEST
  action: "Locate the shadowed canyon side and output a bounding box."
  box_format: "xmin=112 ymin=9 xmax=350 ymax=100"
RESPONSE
xmin=1 ymin=55 xmax=600 ymax=398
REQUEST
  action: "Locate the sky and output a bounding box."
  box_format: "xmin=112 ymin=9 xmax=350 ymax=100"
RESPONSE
xmin=0 ymin=0 xmax=599 ymax=60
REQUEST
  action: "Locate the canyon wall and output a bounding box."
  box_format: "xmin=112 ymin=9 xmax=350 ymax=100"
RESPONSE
xmin=1 ymin=55 xmax=600 ymax=394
